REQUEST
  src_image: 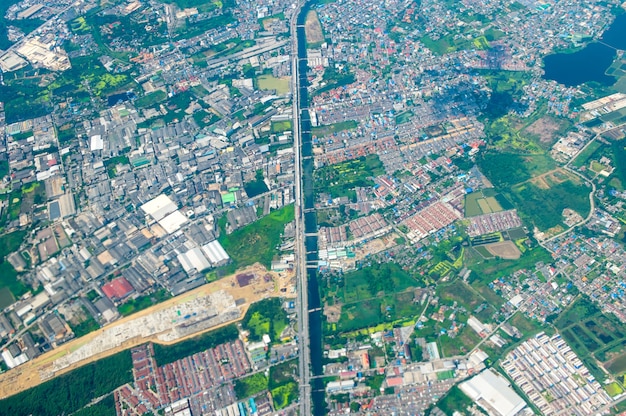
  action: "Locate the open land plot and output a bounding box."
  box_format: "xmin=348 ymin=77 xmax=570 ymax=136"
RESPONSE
xmin=304 ymin=10 xmax=324 ymax=46
xmin=510 ymin=178 xmax=590 ymax=231
xmin=0 ymin=263 xmax=294 ymax=399
xmin=473 ymin=245 xmax=494 ymax=259
xmin=437 ymin=280 xmax=485 ymax=311
xmin=523 ymin=115 xmax=572 ymax=147
xmin=485 ymin=241 xmax=521 ymax=259
xmin=464 ymin=189 xmax=505 ymax=217
xmin=0 ymin=287 xmax=15 ymax=309
xmin=256 ymin=74 xmax=290 ymax=95
xmin=219 ymin=204 xmax=294 ymax=272
xmin=314 ymin=154 xmax=384 ymax=199
xmin=311 ymin=120 xmax=358 ymax=137
xmin=477 ymin=152 xmax=556 ymax=188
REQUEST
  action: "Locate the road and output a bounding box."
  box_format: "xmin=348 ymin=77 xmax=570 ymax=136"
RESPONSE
xmin=290 ymin=2 xmax=312 ymax=415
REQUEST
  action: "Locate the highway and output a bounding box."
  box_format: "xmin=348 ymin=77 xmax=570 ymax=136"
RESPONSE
xmin=290 ymin=1 xmax=312 ymax=415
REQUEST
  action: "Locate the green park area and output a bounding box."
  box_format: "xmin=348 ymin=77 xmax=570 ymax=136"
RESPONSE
xmin=322 ymin=262 xmax=424 ymax=334
xmin=241 ymin=298 xmax=289 ymax=342
xmin=314 ymin=155 xmax=384 ymax=200
xmin=256 ymin=75 xmax=290 ymax=95
xmin=218 ymin=204 xmax=294 ymax=272
xmin=311 ymin=120 xmax=358 ymax=137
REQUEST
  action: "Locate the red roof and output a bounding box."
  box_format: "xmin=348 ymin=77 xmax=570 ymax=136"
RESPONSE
xmin=102 ymin=277 xmax=134 ymax=300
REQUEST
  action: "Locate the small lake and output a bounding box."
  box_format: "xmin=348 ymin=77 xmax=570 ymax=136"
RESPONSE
xmin=542 ymin=13 xmax=626 ymax=87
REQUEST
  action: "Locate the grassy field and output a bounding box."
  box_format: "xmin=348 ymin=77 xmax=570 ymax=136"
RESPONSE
xmin=241 ymin=298 xmax=288 ymax=342
xmin=327 ymin=262 xmax=423 ymax=333
xmin=314 ymin=155 xmax=384 ymax=200
xmin=477 ymin=152 xmax=556 ymax=188
xmin=256 ymin=75 xmax=290 ymax=94
xmin=134 ymin=90 xmax=167 ymax=109
xmin=509 ymin=178 xmax=590 ymax=230
xmin=234 ymin=373 xmax=268 ymax=400
xmin=437 ymin=280 xmax=485 ymax=312
xmin=219 ymin=204 xmax=294 ymax=271
xmin=571 ymin=141 xmax=603 ymax=168
xmin=311 ymin=120 xmax=358 ymax=137
xmin=464 ymin=189 xmax=505 ymax=217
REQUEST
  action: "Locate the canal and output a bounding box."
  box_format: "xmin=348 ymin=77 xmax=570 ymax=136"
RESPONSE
xmin=296 ymin=1 xmax=326 ymax=414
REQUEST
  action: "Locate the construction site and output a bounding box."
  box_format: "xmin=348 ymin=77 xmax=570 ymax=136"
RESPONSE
xmin=0 ymin=264 xmax=295 ymax=399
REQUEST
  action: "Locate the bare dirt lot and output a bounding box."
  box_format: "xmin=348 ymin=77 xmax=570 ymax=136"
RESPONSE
xmin=305 ymin=11 xmax=324 ymax=45
xmin=0 ymin=264 xmax=295 ymax=399
xmin=485 ymin=241 xmax=521 ymax=259
xmin=524 ymin=116 xmax=567 ymax=145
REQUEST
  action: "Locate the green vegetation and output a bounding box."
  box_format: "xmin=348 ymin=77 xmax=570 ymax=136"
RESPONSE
xmin=315 ymin=66 xmax=356 ymax=95
xmin=241 ymin=298 xmax=288 ymax=342
xmin=234 ymin=373 xmax=268 ymax=399
xmin=0 ymin=230 xmax=29 ymax=300
xmin=554 ymin=296 xmax=626 ymax=382
xmin=219 ymin=204 xmax=294 ymax=271
xmin=311 ymin=120 xmax=358 ymax=137
xmin=510 ymin=179 xmax=590 ymax=230
xmin=153 ymin=324 xmax=239 ymax=367
xmin=271 ymin=382 xmax=298 ymax=410
xmin=117 ymin=289 xmax=171 ymax=317
xmin=72 ymin=394 xmax=116 ymax=416
xmin=0 ymin=350 xmax=132 ymax=416
xmin=57 ymin=124 xmax=77 ymax=143
xmin=271 ymin=120 xmax=292 ymax=133
xmin=314 ymin=155 xmax=384 ymax=200
xmin=324 ymin=262 xmax=424 ymax=333
xmin=467 ymin=245 xmax=552 ymax=283
xmin=434 ymin=385 xmax=473 ymax=414
xmin=256 ymin=75 xmax=290 ymax=94
xmin=477 ymin=152 xmax=555 ymax=188
xmin=103 ymin=155 xmax=130 ymax=178
xmin=134 ymin=90 xmax=167 ymax=109
xmin=421 ymin=33 xmax=490 ymax=55
xmin=174 ymin=12 xmax=235 ymax=40
xmin=464 ymin=188 xmax=508 ymax=217
xmin=395 ymin=111 xmax=414 ymax=124
xmin=70 ymin=308 xmax=100 ymax=338
xmin=157 ymin=0 xmax=234 ymax=14
xmin=243 ymin=170 xmax=269 ymax=198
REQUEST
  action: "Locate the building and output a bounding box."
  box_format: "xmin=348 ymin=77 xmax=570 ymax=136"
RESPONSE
xmin=459 ymin=369 xmax=528 ymax=416
xmin=101 ymin=277 xmax=135 ymax=301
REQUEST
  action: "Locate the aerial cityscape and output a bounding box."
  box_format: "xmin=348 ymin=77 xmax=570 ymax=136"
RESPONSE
xmin=1 ymin=0 xmax=626 ymax=415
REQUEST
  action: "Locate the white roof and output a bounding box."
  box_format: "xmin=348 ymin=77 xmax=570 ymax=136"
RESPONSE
xmin=459 ymin=369 xmax=527 ymax=416
xmin=202 ymin=240 xmax=230 ymax=265
xmin=141 ymin=194 xmax=178 ymax=221
xmin=158 ymin=210 xmax=187 ymax=234
xmin=178 ymin=247 xmax=211 ymax=274
xmin=90 ymin=135 xmax=104 ymax=151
